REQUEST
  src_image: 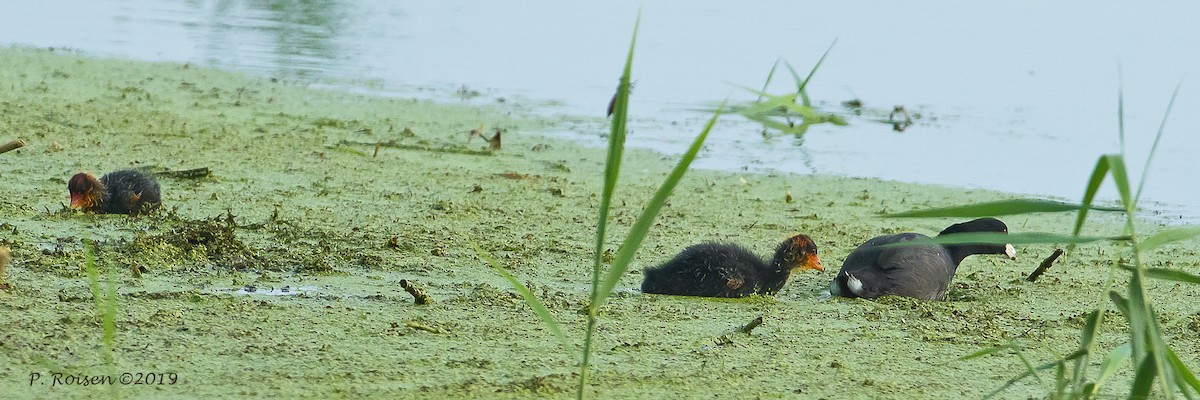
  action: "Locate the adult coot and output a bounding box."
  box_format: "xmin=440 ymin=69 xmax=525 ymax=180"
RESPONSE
xmin=642 ymin=234 xmax=824 ymax=298
xmin=68 ymin=170 xmax=161 ymax=215
xmin=829 ymin=218 xmax=1016 ymax=301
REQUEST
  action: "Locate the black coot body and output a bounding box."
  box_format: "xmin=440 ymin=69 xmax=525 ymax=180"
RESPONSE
xmin=68 ymin=169 xmax=162 ymax=215
xmin=829 ymin=218 xmax=1016 ymax=301
xmin=642 ymin=234 xmax=823 ymax=298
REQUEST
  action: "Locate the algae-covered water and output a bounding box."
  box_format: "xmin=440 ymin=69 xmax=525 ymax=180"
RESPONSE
xmin=1 ymin=48 xmax=1198 ymax=399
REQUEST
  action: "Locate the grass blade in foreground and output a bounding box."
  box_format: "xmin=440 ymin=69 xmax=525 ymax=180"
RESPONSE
xmin=591 ymin=14 xmax=639 ymax=297
xmin=884 ymin=198 xmax=1123 ymax=218
xmin=1136 ymin=225 xmax=1200 ymax=252
xmin=594 ymin=104 xmax=724 ymax=306
xmin=877 ymin=232 xmax=1125 ymax=250
xmin=579 ymin=14 xmax=639 ymax=396
xmin=1133 ymin=81 xmax=1182 ymax=205
xmin=786 ymin=40 xmax=836 ymax=107
xmin=470 ymin=241 xmax=574 ymax=359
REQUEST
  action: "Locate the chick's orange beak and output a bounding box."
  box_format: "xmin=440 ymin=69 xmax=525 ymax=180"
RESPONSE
xmin=806 ymin=253 xmax=825 ymax=272
xmin=801 ymin=254 xmax=824 ymax=272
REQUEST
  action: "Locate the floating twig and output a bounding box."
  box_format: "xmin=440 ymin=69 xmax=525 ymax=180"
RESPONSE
xmin=0 ymin=246 xmax=10 ymax=290
xmin=737 ymin=316 xmax=765 ymax=335
xmin=336 ymin=140 xmax=498 ymax=157
xmin=400 ymin=279 xmax=434 ymax=305
xmin=1027 ymin=248 xmax=1065 ymax=282
xmin=156 ymin=167 xmax=211 ymax=179
xmin=405 ymin=321 xmax=448 ymax=334
xmin=0 ymin=139 xmax=26 ymax=154
xmin=0 ymin=245 xmax=9 ymax=288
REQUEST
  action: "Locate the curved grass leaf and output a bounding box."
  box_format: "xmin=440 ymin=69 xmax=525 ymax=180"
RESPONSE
xmin=756 ymin=58 xmax=782 ymax=103
xmin=1136 ymin=225 xmax=1200 ymax=252
xmin=582 ymin=14 xmax=642 ymax=399
xmin=1104 ymin=154 xmax=1134 ymax=211
xmin=1131 ymin=356 xmax=1158 ymax=399
xmin=1134 ymin=81 xmax=1182 ymax=205
xmin=960 ymin=344 xmax=1015 ymax=361
xmin=1166 ymin=347 xmax=1200 ymax=395
xmin=1117 ymin=65 xmax=1126 ymax=156
xmin=1072 ymin=155 xmax=1113 ymax=237
xmin=787 ymin=40 xmax=836 ymax=107
xmin=984 ymin=349 xmax=1086 ymax=400
xmin=591 ymin=12 xmax=641 ymax=296
xmin=1109 ymin=291 xmax=1130 ymax=318
xmin=1118 ymin=265 xmax=1200 ymax=285
xmin=470 ymin=241 xmax=573 ymax=360
xmin=594 ymin=104 xmax=724 ymax=307
xmin=1093 ymin=342 xmax=1132 ymax=389
xmin=885 ymin=199 xmax=1123 ymax=218
xmin=880 ymin=232 xmax=1125 ymax=248
xmin=1078 ymin=310 xmax=1100 ymax=353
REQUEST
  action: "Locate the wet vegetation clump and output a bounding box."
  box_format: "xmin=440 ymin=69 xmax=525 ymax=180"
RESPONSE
xmin=125 ymin=213 xmax=262 ymax=272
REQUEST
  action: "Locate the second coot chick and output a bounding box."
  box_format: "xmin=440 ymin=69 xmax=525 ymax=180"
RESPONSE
xmin=829 ymin=218 xmax=1016 ymax=301
xmin=68 ymin=169 xmax=162 ymax=215
xmin=642 ymin=234 xmax=824 ymax=298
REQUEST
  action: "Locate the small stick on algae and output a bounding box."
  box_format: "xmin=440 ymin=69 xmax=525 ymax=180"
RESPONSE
xmin=0 ymin=246 xmax=10 ymax=290
xmin=399 ymin=279 xmax=433 ymax=305
xmin=0 ymin=139 xmax=26 ymax=154
xmin=157 ymin=167 xmax=210 ymax=179
xmin=1027 ymin=248 xmax=1064 ymax=282
xmin=737 ymin=316 xmax=764 ymax=335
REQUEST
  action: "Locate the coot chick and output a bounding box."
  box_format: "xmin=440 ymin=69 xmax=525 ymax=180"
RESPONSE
xmin=68 ymin=169 xmax=161 ymax=215
xmin=829 ymin=218 xmax=1016 ymax=301
xmin=642 ymin=234 xmax=824 ymax=298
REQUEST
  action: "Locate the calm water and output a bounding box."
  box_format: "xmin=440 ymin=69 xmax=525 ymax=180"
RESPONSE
xmin=3 ymin=1 xmax=1199 ymax=221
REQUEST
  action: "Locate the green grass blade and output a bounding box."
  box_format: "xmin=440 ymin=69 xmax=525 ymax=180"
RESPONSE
xmin=1118 ymin=67 xmax=1126 ymax=156
xmin=1119 ymin=266 xmax=1200 ymax=285
xmin=1094 ymin=342 xmax=1132 ymax=387
xmin=757 ymin=58 xmax=782 ymax=103
xmin=1014 ymin=349 xmax=1045 ymax=386
xmin=582 ymin=13 xmax=641 ymax=399
xmin=1167 ymin=347 xmax=1200 ymax=394
xmin=1125 ymin=269 xmax=1165 ymax=387
xmin=882 ymin=232 xmax=1124 ymax=249
xmin=1072 ymin=156 xmax=1112 ymax=237
xmin=1109 ymin=291 xmax=1131 ymax=318
xmin=470 ymin=241 xmax=573 ymax=359
xmin=591 ymin=11 xmax=640 ymax=298
xmin=788 ymin=40 xmax=836 ymax=107
xmin=1054 ymin=361 xmax=1068 ymax=398
xmin=1134 ymin=80 xmax=1181 ymax=205
xmin=1078 ymin=310 xmax=1101 ymax=352
xmin=885 ymin=199 xmax=1123 ymax=218
xmin=594 ymin=104 xmax=724 ymax=307
xmin=1131 ymin=355 xmax=1158 ymax=398
xmin=1102 ymin=154 xmax=1134 ymax=211
xmin=84 ymin=239 xmax=116 ymax=367
xmin=959 ymin=344 xmax=1015 ymax=360
xmin=983 ymin=350 xmax=1086 ymax=399
xmin=1136 ymin=225 xmax=1200 ymax=252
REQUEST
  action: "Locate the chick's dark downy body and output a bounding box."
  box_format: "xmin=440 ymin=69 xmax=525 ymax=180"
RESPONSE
xmin=68 ymin=169 xmax=161 ymax=215
xmin=641 ymin=234 xmax=823 ymax=298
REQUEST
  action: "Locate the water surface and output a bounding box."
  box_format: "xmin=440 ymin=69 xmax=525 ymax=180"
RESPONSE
xmin=4 ymin=1 xmax=1198 ymax=220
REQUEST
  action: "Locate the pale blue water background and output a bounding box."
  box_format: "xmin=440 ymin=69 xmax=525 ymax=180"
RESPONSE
xmin=3 ymin=1 xmax=1198 ymax=221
